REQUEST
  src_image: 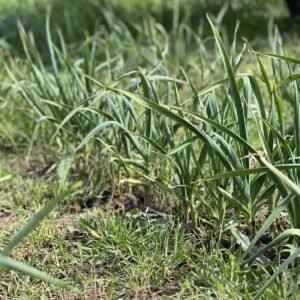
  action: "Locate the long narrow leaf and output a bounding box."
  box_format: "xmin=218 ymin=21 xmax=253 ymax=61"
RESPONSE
xmin=0 ymin=254 xmax=71 ymax=289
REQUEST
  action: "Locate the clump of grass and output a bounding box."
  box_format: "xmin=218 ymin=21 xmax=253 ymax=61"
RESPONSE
xmin=81 ymin=211 xmax=192 ymax=297
xmin=80 ymin=211 xmax=299 ymax=298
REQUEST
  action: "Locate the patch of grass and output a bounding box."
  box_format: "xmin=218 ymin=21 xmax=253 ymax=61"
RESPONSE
xmin=0 ymin=166 xmax=100 ymax=298
xmin=0 ymin=166 xmax=299 ymax=298
xmin=80 ymin=212 xmax=299 ymax=299
xmin=0 ymin=214 xmax=93 ymax=299
xmin=81 ymin=211 xmax=190 ymax=297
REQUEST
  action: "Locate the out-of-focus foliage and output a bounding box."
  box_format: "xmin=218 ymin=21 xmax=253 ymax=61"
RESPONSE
xmin=0 ymin=0 xmax=288 ymax=51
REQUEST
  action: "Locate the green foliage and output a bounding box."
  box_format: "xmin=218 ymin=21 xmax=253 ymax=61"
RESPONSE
xmin=1 ymin=0 xmax=300 ymax=298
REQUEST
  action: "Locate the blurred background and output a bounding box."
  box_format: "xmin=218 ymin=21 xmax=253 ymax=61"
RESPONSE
xmin=0 ymin=0 xmax=296 ymax=52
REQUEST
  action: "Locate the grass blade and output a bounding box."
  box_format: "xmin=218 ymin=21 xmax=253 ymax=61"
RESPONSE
xmin=0 ymin=254 xmax=71 ymax=289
